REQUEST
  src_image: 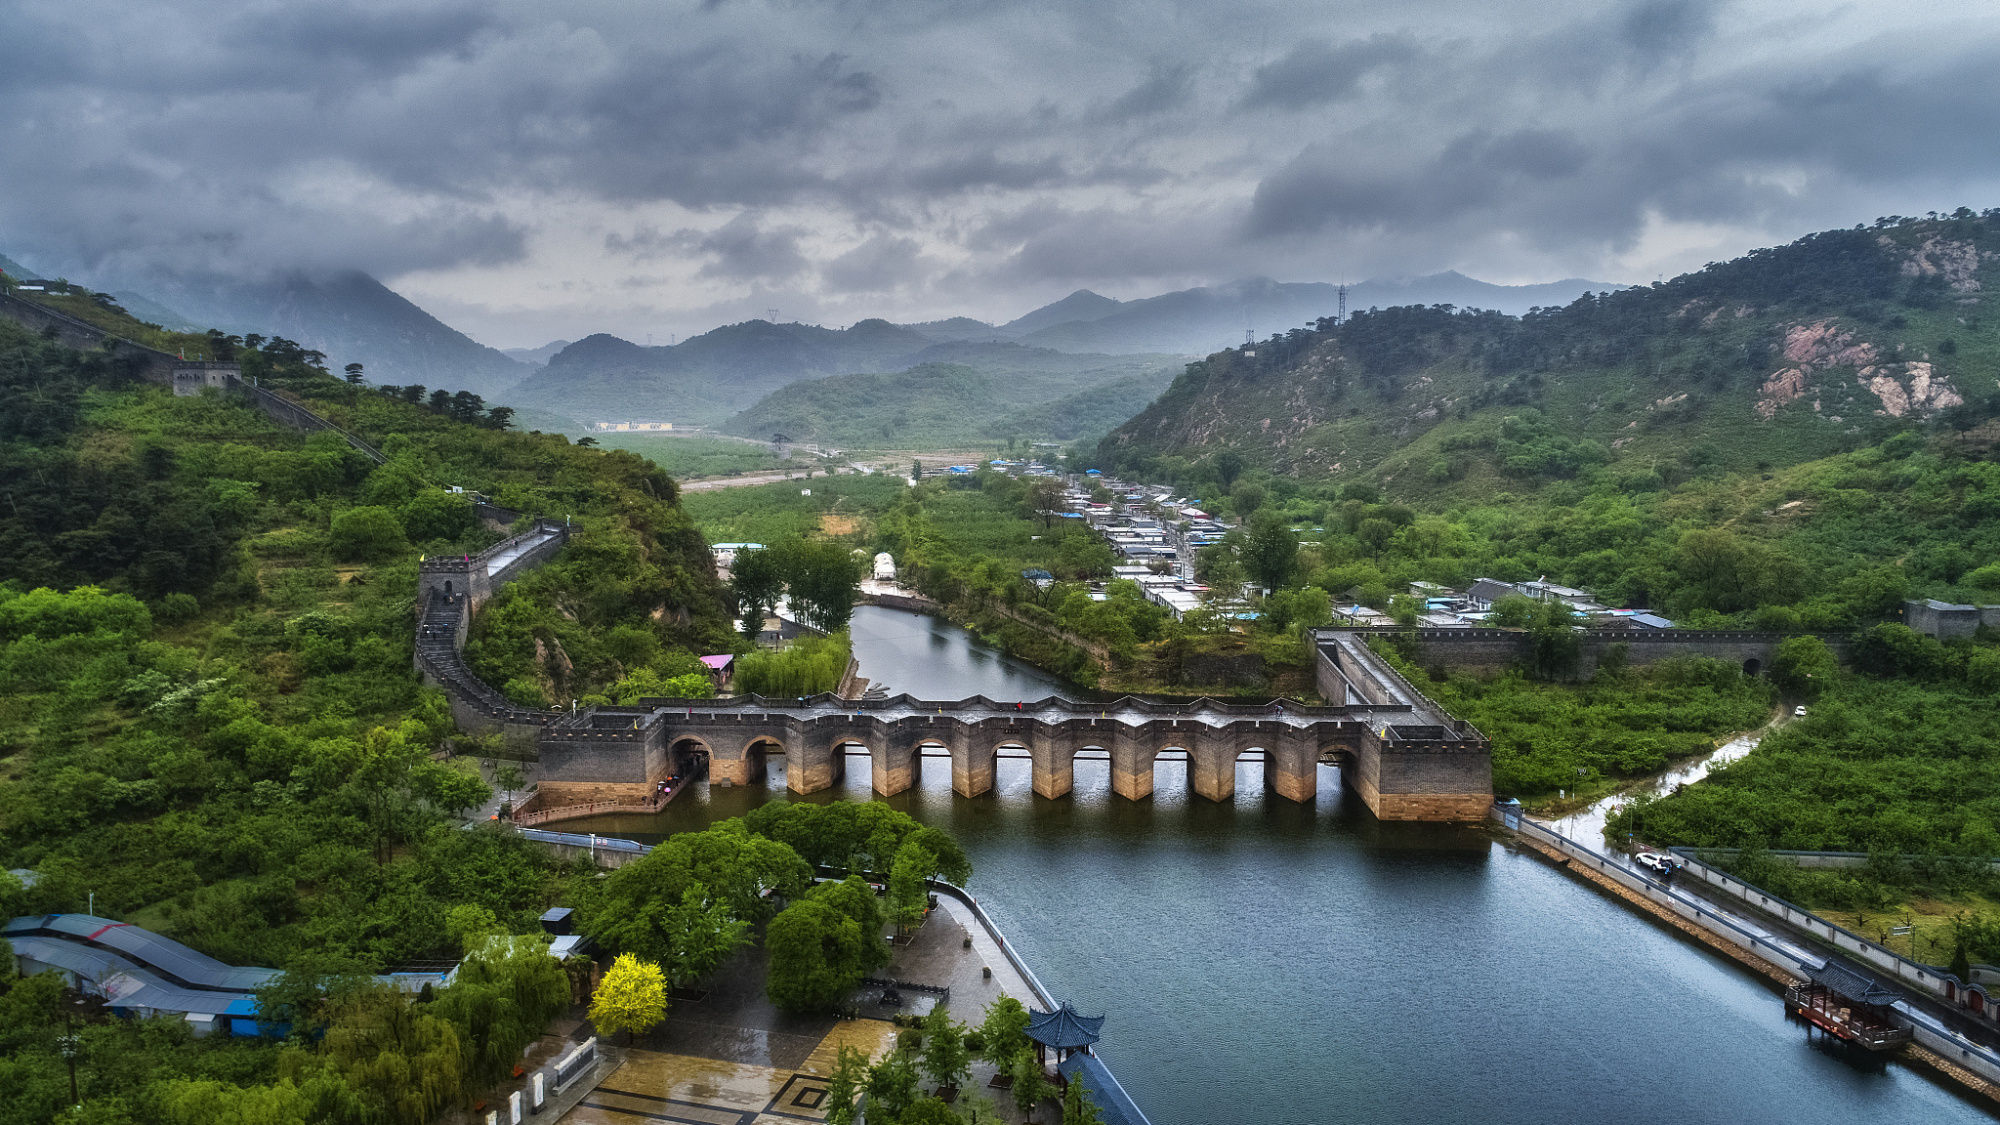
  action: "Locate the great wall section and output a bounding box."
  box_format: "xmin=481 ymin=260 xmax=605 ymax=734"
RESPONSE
xmin=0 ymin=291 xmax=386 ymax=464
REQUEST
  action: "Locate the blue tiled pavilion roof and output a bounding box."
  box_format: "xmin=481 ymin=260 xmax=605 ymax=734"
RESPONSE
xmin=1026 ymin=1000 xmax=1104 ymax=1049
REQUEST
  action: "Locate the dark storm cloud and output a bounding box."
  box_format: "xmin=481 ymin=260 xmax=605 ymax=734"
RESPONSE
xmin=1107 ymin=61 xmax=1197 ymax=118
xmin=4 ymin=0 xmax=1997 ymax=330
xmin=1619 ymin=0 xmax=1721 ymax=66
xmin=684 ymin=214 xmax=812 ymax=283
xmin=821 ymin=234 xmax=930 ymax=293
xmin=1238 ymin=34 xmax=1419 ymax=111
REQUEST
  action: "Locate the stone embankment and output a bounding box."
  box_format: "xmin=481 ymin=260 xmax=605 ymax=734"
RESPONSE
xmin=1500 ymin=808 xmax=2000 ymax=1109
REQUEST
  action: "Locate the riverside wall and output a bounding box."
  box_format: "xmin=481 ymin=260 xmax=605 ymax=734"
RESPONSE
xmin=1327 ymin=626 xmax=1854 ymax=679
xmin=1497 ymin=808 xmax=2000 ymax=1096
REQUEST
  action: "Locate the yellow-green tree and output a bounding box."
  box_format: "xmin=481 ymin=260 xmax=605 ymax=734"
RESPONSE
xmin=590 ymin=953 xmax=668 ymax=1043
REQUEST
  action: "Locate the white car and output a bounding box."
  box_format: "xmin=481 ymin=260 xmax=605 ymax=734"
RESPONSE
xmin=1793 ymin=705 xmax=1808 ymax=717
xmin=1634 ymin=852 xmax=1671 ymax=873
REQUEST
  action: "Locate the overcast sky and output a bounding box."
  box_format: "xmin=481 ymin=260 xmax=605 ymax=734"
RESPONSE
xmin=5 ymin=0 xmax=1998 ymax=348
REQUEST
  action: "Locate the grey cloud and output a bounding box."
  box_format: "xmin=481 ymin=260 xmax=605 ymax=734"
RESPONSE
xmin=688 ymin=215 xmax=812 ymax=283
xmin=1239 ymin=34 xmax=1420 ymax=111
xmin=5 ymin=0 xmax=1999 ymax=333
xmin=903 ymin=154 xmax=1069 ymax=195
xmin=1619 ymin=0 xmax=1721 ymax=66
xmin=1107 ymin=61 xmax=1196 ymax=118
xmin=821 ymin=234 xmax=931 ymax=293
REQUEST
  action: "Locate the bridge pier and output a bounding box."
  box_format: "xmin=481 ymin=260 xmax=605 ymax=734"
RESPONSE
xmin=1030 ymin=729 xmax=1075 ymax=800
xmin=1109 ymin=729 xmax=1155 ymax=801
xmin=1264 ymin=728 xmax=1320 ymax=803
xmin=788 ymin=728 xmax=849 ymax=795
xmin=1187 ymin=728 xmax=1237 ymax=802
xmin=876 ymin=724 xmax=935 ymax=798
xmin=953 ymin=739 xmax=996 ymax=798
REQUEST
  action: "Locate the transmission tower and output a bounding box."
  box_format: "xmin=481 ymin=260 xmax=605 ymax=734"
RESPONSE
xmin=1337 ymin=283 xmax=1348 ymax=324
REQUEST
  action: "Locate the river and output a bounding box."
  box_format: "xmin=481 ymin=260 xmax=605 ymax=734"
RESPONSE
xmin=571 ymin=606 xmax=1985 ymax=1125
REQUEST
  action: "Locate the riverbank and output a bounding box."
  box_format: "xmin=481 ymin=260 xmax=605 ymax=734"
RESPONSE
xmin=1502 ymin=813 xmax=2000 ymax=1111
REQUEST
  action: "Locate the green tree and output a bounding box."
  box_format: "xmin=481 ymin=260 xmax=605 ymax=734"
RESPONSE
xmin=1527 ymin=599 xmax=1582 ymax=681
xmin=657 ymin=886 xmax=753 ymax=988
xmin=432 ymin=935 xmax=570 ymax=1085
xmin=776 ymin=538 xmax=862 ymax=633
xmin=329 ymin=506 xmax=408 ymax=561
xmin=824 ymin=1046 xmax=869 ymax=1125
xmin=978 ymin=997 xmax=1031 ymax=1065
xmin=1771 ymin=635 xmax=1838 ymax=699
xmin=730 ymin=546 xmax=785 ymax=639
xmin=587 ymin=824 xmax=809 ymax=965
xmin=918 ymin=1007 xmax=971 ymax=1094
xmin=1488 ymin=593 xmax=1538 ymax=628
xmin=764 ymin=877 xmax=890 ymax=1013
xmin=319 ymin=989 xmax=470 ymax=1125
xmin=864 ymin=1051 xmax=921 ymax=1121
xmin=590 ymin=953 xmax=668 ymax=1043
xmin=1010 ymin=1051 xmax=1055 ymax=1123
xmin=1241 ymin=511 xmax=1298 ymax=590
xmin=888 ymin=840 xmax=935 ymax=935
xmin=1061 ymin=1073 xmax=1106 ymax=1125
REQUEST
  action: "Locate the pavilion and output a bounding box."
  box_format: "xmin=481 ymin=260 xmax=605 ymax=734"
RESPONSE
xmin=1027 ymin=1001 xmax=1151 ymax=1125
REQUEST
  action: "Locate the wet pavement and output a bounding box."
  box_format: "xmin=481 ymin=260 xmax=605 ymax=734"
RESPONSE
xmin=556 ymin=899 xmax=1052 ymax=1125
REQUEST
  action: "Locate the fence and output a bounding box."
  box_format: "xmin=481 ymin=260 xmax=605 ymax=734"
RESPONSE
xmin=1665 ymin=848 xmax=1998 ymax=1022
xmin=1495 ymin=806 xmax=2000 ymax=1086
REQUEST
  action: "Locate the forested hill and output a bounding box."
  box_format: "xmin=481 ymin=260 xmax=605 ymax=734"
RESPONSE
xmin=0 ymin=307 xmax=745 ymax=1119
xmin=1100 ymin=212 xmax=2000 ymax=496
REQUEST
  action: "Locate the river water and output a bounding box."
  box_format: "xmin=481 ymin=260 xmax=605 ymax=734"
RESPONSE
xmin=574 ymin=606 xmax=1984 ymax=1125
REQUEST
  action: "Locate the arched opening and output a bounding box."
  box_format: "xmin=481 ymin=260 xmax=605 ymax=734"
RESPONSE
xmin=1970 ymin=988 xmax=1986 ymax=1016
xmin=989 ymin=740 xmax=1032 ymax=796
xmin=443 ymin=579 xmax=454 ymax=600
xmin=1319 ymin=750 xmax=1356 ymax=808
xmin=668 ymin=736 xmax=712 ymax=790
xmin=742 ymin=736 xmax=784 ymax=785
xmin=1236 ymin=745 xmax=1271 ymax=801
xmin=1071 ymin=741 xmax=1111 ymax=798
xmin=1152 ymin=745 xmax=1191 ymax=804
xmin=1743 ymin=658 xmax=1762 ymax=676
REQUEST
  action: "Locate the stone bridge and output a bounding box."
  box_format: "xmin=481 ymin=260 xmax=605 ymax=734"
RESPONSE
xmin=534 ymin=680 xmax=1494 ymax=821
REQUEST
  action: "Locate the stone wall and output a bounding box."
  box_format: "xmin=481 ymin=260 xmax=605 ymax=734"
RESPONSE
xmin=1327 ymin=627 xmax=1854 ymax=680
xmin=1906 ymin=598 xmax=2000 ymax=640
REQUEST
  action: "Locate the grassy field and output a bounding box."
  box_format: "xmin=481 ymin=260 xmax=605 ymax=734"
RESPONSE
xmin=681 ymin=472 xmax=910 ymax=543
xmin=594 ymin=432 xmax=806 ymax=479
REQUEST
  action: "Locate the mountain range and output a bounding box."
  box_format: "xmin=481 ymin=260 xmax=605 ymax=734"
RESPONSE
xmin=1099 ymin=215 xmax=2000 ymax=499
xmin=4 ymin=241 xmax=1621 ymax=438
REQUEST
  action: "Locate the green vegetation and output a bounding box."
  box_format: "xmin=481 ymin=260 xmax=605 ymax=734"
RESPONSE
xmin=736 ymin=631 xmax=852 ymax=697
xmin=722 ymin=357 xmax=1179 ymax=449
xmin=1383 ymin=652 xmax=1773 ymax=800
xmin=0 ymin=312 xmax=731 ymax=1122
xmin=1606 ymin=631 xmax=2000 ymax=965
xmin=588 ymin=432 xmax=803 ymax=480
xmin=684 ymin=473 xmax=908 ymax=545
xmin=567 ymin=802 xmax=970 ymax=1018
xmin=1103 ymin=214 xmax=2000 ymax=501
xmin=816 ymin=994 xmax=1068 ymax=1125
